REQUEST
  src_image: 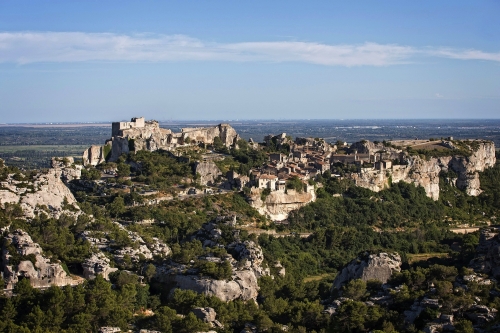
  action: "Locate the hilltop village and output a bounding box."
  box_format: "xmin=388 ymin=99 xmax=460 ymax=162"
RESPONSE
xmin=83 ymin=117 xmax=496 ymax=220
xmin=1 ymin=116 xmax=500 ymax=333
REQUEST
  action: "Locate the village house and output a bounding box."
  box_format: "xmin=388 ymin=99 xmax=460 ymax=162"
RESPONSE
xmin=257 ymin=174 xmax=279 ymax=190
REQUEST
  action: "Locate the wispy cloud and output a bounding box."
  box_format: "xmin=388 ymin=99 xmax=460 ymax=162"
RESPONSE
xmin=0 ymin=32 xmax=499 ymax=66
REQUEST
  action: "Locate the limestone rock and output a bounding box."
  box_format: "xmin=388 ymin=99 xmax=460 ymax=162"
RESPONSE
xmin=82 ymin=145 xmax=107 ymax=166
xmin=194 ymin=162 xmax=222 ymax=186
xmin=192 ymin=307 xmax=217 ymax=323
xmin=88 ymin=117 xmax=240 ymax=164
xmin=82 ymin=252 xmax=118 ymax=280
xmin=332 ymin=252 xmax=402 ymax=290
xmin=352 ymin=140 xmax=496 ymax=200
xmin=469 ymin=228 xmax=500 ymax=279
xmin=1 ymin=229 xmax=81 ymax=290
xmin=0 ymin=159 xmax=80 ymax=218
xmin=248 ymin=188 xmax=316 ymax=221
xmin=164 ymin=270 xmax=259 ymax=302
xmin=228 ymin=240 xmax=270 ymax=278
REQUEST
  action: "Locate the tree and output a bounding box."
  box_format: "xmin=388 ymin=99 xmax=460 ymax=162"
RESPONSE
xmin=342 ymin=279 xmax=367 ymax=300
xmin=117 ymin=163 xmax=131 ymax=178
xmin=108 ymin=196 xmax=126 ymax=218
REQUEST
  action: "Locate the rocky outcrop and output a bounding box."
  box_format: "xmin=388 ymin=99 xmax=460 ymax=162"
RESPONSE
xmin=80 ymin=223 xmax=171 ymax=265
xmin=352 ymin=140 xmax=496 ymax=200
xmin=82 ymin=252 xmax=118 ymax=280
xmin=332 ymin=252 xmax=402 ymax=290
xmin=228 ymin=240 xmax=270 ymax=278
xmin=82 ymin=145 xmax=108 ymax=166
xmin=1 ymin=229 xmax=82 ymax=290
xmin=349 ymin=140 xmax=385 ymax=155
xmin=192 ymin=307 xmax=224 ymax=328
xmin=247 ymin=188 xmax=316 ymax=221
xmin=194 ymin=162 xmax=222 ymax=186
xmin=469 ymin=228 xmax=500 ymax=279
xmin=85 ymin=117 xmax=240 ymax=164
xmin=0 ymin=158 xmax=80 ymax=218
xmin=155 ymin=220 xmax=267 ymax=302
xmin=162 ymin=269 xmax=259 ymax=302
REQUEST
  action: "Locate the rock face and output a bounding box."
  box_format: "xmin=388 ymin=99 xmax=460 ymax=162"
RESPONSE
xmin=1 ymin=229 xmax=81 ymax=290
xmin=247 ymin=188 xmax=316 ymax=221
xmin=0 ymin=158 xmax=80 ymax=218
xmin=84 ymin=117 xmax=240 ymax=164
xmin=156 ymin=266 xmax=259 ymax=302
xmin=228 ymin=240 xmax=270 ymax=278
xmin=332 ymin=252 xmax=402 ymax=290
xmin=82 ymin=252 xmax=118 ymax=280
xmin=469 ymin=228 xmax=500 ymax=279
xmin=352 ymin=141 xmax=496 ymax=200
xmin=82 ymin=145 xmax=107 ymax=166
xmin=194 ymin=162 xmax=222 ymax=186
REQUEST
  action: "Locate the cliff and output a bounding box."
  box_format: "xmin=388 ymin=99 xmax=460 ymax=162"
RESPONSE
xmin=352 ymin=141 xmax=496 ymax=200
xmin=247 ymin=188 xmax=316 ymax=221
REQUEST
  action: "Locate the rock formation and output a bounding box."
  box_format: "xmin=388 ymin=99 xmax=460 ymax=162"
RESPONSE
xmin=247 ymin=188 xmax=316 ymax=221
xmin=82 ymin=117 xmax=240 ymax=165
xmin=352 ymin=140 xmax=496 ymax=200
xmin=155 ymin=219 xmax=267 ymax=302
xmin=194 ymin=162 xmax=222 ymax=186
xmin=82 ymin=252 xmax=118 ymax=280
xmin=82 ymin=145 xmax=108 ymax=166
xmin=1 ymin=229 xmax=82 ymax=290
xmin=0 ymin=157 xmax=80 ymax=218
xmin=192 ymin=307 xmax=224 ymax=328
xmin=469 ymin=228 xmax=500 ymax=279
xmin=332 ymin=252 xmax=402 ymax=290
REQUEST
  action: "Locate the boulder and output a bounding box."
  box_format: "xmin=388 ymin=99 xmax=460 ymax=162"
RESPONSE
xmin=192 ymin=307 xmax=217 ymax=323
xmin=162 ymin=270 xmax=259 ymax=302
xmin=194 ymin=162 xmax=222 ymax=186
xmin=332 ymin=252 xmax=402 ymax=290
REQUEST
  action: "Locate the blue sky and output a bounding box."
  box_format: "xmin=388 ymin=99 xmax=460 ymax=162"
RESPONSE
xmin=0 ymin=1 xmax=499 ymax=122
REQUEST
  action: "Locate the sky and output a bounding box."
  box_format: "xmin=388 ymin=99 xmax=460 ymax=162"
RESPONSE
xmin=0 ymin=1 xmax=499 ymax=123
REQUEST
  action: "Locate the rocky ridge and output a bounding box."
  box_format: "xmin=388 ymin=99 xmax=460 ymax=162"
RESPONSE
xmin=352 ymin=140 xmax=496 ymax=200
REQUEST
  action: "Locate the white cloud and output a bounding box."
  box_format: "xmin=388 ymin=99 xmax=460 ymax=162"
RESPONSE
xmin=430 ymin=48 xmax=500 ymax=62
xmin=435 ymin=93 xmax=444 ymax=98
xmin=0 ymin=32 xmax=499 ymax=66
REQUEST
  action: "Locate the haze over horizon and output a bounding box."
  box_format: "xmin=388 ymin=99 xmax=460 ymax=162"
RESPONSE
xmin=1 ymin=1 xmax=499 ymax=123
